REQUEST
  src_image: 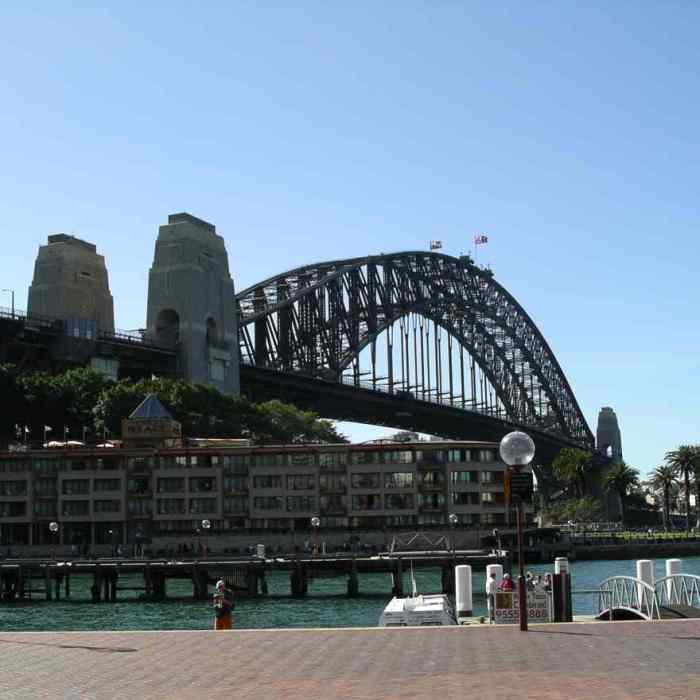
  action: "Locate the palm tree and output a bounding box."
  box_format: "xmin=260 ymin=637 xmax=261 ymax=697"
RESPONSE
xmin=602 ymin=461 xmax=639 ymax=526
xmin=649 ymin=465 xmax=676 ymax=530
xmin=664 ymin=445 xmax=699 ymax=531
xmin=552 ymin=448 xmax=591 ymax=498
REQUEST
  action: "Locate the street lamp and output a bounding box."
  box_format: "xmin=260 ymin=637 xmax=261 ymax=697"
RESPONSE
xmin=1 ymin=289 xmax=14 ymax=317
xmin=310 ymin=516 xmax=320 ymax=556
xmin=499 ymin=430 xmax=535 ymax=632
xmin=448 ymin=513 xmax=459 ymax=557
xmin=49 ymin=521 xmax=59 ymax=559
xmin=201 ymin=519 xmax=211 ymax=558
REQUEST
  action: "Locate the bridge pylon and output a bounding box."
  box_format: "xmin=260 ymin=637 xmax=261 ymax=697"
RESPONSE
xmin=146 ymin=213 xmax=239 ymax=394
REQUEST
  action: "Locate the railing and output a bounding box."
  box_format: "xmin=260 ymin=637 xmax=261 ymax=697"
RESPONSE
xmin=655 ymin=574 xmax=700 ymax=609
xmin=597 ymin=575 xmax=661 ymax=621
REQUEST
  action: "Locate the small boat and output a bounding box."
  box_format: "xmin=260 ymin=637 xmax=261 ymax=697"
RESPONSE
xmin=378 ymin=565 xmax=457 ymax=627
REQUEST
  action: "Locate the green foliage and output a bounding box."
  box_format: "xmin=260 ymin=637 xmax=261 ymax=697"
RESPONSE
xmin=1 ymin=366 xmax=347 ymax=446
xmin=649 ymin=465 xmax=677 ymax=529
xmin=602 ymin=461 xmax=640 ymax=526
xmin=542 ymin=497 xmax=603 ymax=524
xmin=664 ymin=445 xmax=700 ymax=531
xmin=551 ymin=448 xmax=592 ymax=498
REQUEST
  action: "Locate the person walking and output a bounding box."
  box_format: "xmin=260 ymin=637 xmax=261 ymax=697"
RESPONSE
xmin=486 ymin=572 xmax=498 ymax=623
xmin=213 ymin=579 xmax=234 ymax=630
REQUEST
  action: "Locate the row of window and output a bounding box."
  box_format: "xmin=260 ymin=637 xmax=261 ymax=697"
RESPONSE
xmin=0 ymin=448 xmax=499 ymax=475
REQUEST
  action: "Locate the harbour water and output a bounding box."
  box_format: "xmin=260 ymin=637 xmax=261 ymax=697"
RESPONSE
xmin=1 ymin=556 xmax=699 ymax=631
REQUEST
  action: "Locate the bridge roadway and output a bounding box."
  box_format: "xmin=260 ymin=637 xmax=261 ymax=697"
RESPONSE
xmin=0 ymin=619 xmax=699 ymax=699
xmin=0 ymin=551 xmax=507 ymax=602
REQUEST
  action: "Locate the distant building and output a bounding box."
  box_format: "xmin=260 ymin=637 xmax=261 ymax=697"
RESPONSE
xmin=27 ymin=234 xmax=115 ymax=335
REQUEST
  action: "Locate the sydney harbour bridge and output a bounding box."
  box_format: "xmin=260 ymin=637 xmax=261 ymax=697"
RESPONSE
xmin=0 ymin=214 xmax=594 ymax=471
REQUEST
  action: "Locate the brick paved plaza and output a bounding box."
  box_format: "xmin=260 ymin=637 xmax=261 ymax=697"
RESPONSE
xmin=0 ymin=619 xmax=698 ymax=699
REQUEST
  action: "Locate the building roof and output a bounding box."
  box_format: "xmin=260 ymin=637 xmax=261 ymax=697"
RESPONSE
xmin=128 ymin=394 xmax=174 ymax=420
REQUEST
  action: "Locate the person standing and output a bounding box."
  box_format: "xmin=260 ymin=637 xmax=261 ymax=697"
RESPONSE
xmin=213 ymin=579 xmax=234 ymax=630
xmin=485 ymin=572 xmax=498 ymax=623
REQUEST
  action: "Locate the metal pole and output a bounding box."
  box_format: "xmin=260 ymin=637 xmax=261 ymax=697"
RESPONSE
xmin=517 ymin=500 xmax=528 ymax=631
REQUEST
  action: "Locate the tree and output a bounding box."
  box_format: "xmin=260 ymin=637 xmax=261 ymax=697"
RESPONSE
xmin=542 ymin=496 xmax=603 ymax=525
xmin=552 ymin=448 xmax=592 ymax=498
xmin=602 ymin=461 xmax=640 ymax=526
xmin=664 ymin=445 xmax=700 ymax=531
xmin=649 ymin=465 xmax=676 ymax=530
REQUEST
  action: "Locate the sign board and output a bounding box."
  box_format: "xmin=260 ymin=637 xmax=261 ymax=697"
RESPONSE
xmin=494 ymin=590 xmax=551 ymax=624
xmin=508 ymin=471 xmax=534 ymax=502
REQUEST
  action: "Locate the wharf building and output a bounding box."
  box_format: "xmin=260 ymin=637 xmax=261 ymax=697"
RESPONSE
xmin=0 ymin=397 xmax=532 ymax=551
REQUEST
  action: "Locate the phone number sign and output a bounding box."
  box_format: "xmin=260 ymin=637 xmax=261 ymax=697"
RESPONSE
xmin=494 ymin=591 xmax=551 ymax=624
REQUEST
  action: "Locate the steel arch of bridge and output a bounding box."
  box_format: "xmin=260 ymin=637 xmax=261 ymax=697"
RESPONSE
xmin=236 ymin=251 xmax=593 ymax=447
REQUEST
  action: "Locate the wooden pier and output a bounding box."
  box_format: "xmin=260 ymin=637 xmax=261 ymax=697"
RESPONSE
xmin=0 ymin=550 xmax=508 ymax=603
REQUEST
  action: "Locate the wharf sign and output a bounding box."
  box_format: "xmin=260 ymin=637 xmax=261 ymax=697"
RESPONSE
xmin=494 ymin=591 xmax=551 ymax=624
xmin=121 ymin=419 xmax=182 ymax=440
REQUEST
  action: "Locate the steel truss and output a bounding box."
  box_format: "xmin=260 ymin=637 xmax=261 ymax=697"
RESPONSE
xmin=236 ymin=251 xmax=593 ymax=446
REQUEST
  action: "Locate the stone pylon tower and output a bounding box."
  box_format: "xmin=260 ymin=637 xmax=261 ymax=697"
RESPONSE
xmin=146 ymin=213 xmax=239 ymax=395
xmin=27 ymin=234 xmax=115 ymax=335
xmin=596 ymin=407 xmax=623 ymax=463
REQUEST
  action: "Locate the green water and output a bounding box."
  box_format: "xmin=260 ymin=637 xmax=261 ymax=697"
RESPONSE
xmin=2 ymin=556 xmax=699 ymax=631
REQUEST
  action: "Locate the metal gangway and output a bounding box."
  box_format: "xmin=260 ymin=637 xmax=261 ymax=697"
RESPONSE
xmin=597 ymin=574 xmax=700 ymax=621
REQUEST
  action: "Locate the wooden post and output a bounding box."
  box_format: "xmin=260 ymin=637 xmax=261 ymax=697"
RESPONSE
xmin=64 ymin=573 xmax=70 ymax=599
xmin=347 ymin=559 xmax=359 ymax=598
xmin=392 ymin=558 xmax=404 ymax=597
xmin=91 ymin=568 xmax=101 ymax=603
xmin=247 ymin=565 xmax=257 ymax=597
xmin=110 ymin=573 xmax=117 ymax=602
xmin=54 ymin=575 xmax=61 ymax=601
xmin=144 ymin=563 xmax=153 ymax=599
xmin=45 ymin=567 xmax=52 ymax=601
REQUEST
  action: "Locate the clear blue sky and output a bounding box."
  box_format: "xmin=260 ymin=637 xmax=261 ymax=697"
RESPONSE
xmin=2 ymin=3 xmax=699 ymax=476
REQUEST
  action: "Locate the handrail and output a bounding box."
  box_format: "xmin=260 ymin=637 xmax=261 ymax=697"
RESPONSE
xmin=654 ymin=574 xmax=700 ymax=608
xmin=598 ymin=575 xmax=660 ymax=621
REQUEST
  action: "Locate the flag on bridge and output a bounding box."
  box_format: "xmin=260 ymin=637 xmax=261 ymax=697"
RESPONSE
xmin=474 ymin=234 xmax=489 ymax=245
xmin=429 ymin=240 xmax=443 ymax=250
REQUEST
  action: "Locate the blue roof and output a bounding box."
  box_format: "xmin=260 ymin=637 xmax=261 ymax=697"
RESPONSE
xmin=128 ymin=394 xmax=173 ymax=420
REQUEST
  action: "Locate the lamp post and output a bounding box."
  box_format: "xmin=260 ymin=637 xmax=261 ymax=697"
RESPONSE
xmin=1 ymin=288 xmax=14 ymax=317
xmin=310 ymin=516 xmax=320 ymax=556
xmin=49 ymin=521 xmax=59 ymax=560
xmin=499 ymin=431 xmax=535 ymax=632
xmin=201 ymin=519 xmax=211 ymax=558
xmin=448 ymin=513 xmax=458 ymax=557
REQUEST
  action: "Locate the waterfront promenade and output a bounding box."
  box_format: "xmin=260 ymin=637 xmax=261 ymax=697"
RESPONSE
xmin=0 ymin=619 xmax=698 ymax=699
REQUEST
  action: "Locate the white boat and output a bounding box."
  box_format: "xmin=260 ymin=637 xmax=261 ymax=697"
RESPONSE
xmin=379 ymin=592 xmax=457 ymax=626
xmin=379 ymin=566 xmax=457 ymax=626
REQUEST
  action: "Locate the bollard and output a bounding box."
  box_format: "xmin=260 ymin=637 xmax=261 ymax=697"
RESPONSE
xmin=455 ymin=565 xmax=473 ymax=620
xmin=666 ymin=559 xmax=682 ymax=603
xmin=554 ymin=557 xmax=569 ymax=575
xmin=636 ymin=559 xmax=654 ymax=610
xmin=256 ymin=544 xmax=266 ymax=559
xmin=486 ymin=563 xmax=504 ymax=588
xmin=552 ymin=558 xmax=572 ymax=622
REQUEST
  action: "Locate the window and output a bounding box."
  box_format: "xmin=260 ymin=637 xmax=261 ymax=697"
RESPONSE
xmin=190 ymin=498 xmax=217 ymax=514
xmin=350 ymin=473 xmax=380 ymax=489
xmin=480 ymin=471 xmax=504 ymax=484
xmin=223 ymin=496 xmax=248 ymax=514
xmin=450 ymin=470 xmax=479 ymax=484
xmin=94 ymin=500 xmax=121 ymax=513
xmin=32 ymin=458 xmax=59 ymax=476
xmin=127 ymin=478 xmax=151 ymax=495
xmin=418 ymin=493 xmax=445 ymax=509
xmin=209 ymin=358 xmax=226 ymax=382
xmin=62 ymin=501 xmax=89 ymax=517
xmin=451 ymin=492 xmax=480 ymax=506
xmin=66 ymin=458 xmax=89 ymax=471
xmin=420 ymin=471 xmax=445 ymax=486
xmin=479 ymin=449 xmax=496 ymax=463
xmin=289 ymin=453 xmax=313 ymax=466
xmin=447 ymin=449 xmax=472 ymax=463
xmin=384 ymin=494 xmax=415 ymax=510
xmin=0 ymin=501 xmax=26 ymax=517
xmin=416 ymin=450 xmax=445 ymax=464
xmin=221 ymin=455 xmax=250 ymax=471
xmin=34 ymin=501 xmax=57 ymax=516
xmin=189 ymin=477 xmax=216 ymax=493
xmin=350 ymin=451 xmax=380 ymax=465
xmin=253 ymin=496 xmax=284 ymax=511
xmin=319 ymin=474 xmax=346 ymax=492
xmin=0 ymin=460 xmax=29 ymax=473
xmin=384 ymin=472 xmax=414 ymax=489
xmin=320 ymin=494 xmax=346 ymax=513
xmin=0 ymin=481 xmax=27 ymax=496
xmin=253 ymin=475 xmax=282 ymax=489
xmin=157 ymin=477 xmax=185 ymax=493
xmin=34 ymin=479 xmax=57 ymax=498
xmin=157 ymin=498 xmax=186 ymax=515
xmin=350 ymin=494 xmax=382 ymax=511
xmin=223 ymin=475 xmax=248 ymax=492
xmin=286 ymin=474 xmax=315 ymax=490
xmin=383 ymin=450 xmax=414 ymax=464
xmin=94 ymin=478 xmax=121 ymax=492
xmin=286 ymin=496 xmax=316 ymax=512
xmin=62 ymin=479 xmax=89 ymax=496
xmin=482 ymin=492 xmax=506 ymax=506
xmin=127 ymin=457 xmax=153 ymax=471
xmin=319 ymin=452 xmax=346 ymax=468
xmin=253 ymin=454 xmax=285 ymax=467
xmin=128 ymin=500 xmax=153 ymax=516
